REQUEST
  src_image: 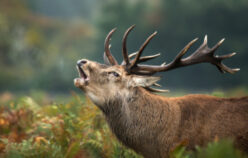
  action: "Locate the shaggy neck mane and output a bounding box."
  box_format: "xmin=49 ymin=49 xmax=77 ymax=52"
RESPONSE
xmin=99 ymin=87 xmax=177 ymax=156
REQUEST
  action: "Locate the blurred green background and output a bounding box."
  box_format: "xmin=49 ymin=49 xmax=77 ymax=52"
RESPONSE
xmin=0 ymin=0 xmax=248 ymax=93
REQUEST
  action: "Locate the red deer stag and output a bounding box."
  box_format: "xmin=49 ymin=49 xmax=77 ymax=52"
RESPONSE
xmin=74 ymin=25 xmax=248 ymax=158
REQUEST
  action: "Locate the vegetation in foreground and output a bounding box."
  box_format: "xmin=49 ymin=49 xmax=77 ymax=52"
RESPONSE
xmin=0 ymin=90 xmax=247 ymax=158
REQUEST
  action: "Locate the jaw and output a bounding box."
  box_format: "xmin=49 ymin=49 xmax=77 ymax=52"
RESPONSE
xmin=74 ymin=64 xmax=89 ymax=89
xmin=74 ymin=78 xmax=87 ymax=90
xmin=74 ymin=67 xmax=105 ymax=106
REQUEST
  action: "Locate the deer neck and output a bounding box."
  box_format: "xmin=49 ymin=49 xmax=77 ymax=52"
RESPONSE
xmin=99 ymin=87 xmax=177 ymax=154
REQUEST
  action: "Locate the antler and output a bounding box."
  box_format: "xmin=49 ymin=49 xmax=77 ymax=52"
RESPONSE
xmin=121 ymin=52 xmax=161 ymax=65
xmin=129 ymin=31 xmax=157 ymax=69
xmin=104 ymin=28 xmax=118 ymax=65
xmin=130 ymin=35 xmax=239 ymax=74
xmin=103 ymin=26 xmax=239 ymax=92
xmin=122 ymin=25 xmax=136 ymax=65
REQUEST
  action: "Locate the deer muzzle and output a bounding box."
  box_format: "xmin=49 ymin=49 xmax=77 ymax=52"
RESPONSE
xmin=74 ymin=59 xmax=89 ymax=88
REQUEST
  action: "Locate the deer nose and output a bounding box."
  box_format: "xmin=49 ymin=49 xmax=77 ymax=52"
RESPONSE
xmin=77 ymin=59 xmax=87 ymax=66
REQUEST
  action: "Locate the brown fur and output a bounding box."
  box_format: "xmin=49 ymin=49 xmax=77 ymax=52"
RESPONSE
xmin=104 ymin=88 xmax=248 ymax=158
xmin=74 ymin=59 xmax=248 ymax=158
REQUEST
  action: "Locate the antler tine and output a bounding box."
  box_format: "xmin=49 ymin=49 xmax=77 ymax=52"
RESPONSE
xmin=200 ymin=37 xmax=239 ymax=74
xmin=145 ymin=87 xmax=169 ymax=93
xmin=130 ymin=31 xmax=158 ymax=68
xmin=121 ymin=52 xmax=137 ymax=65
xmin=128 ymin=52 xmax=137 ymax=59
xmin=121 ymin=52 xmax=160 ymax=65
xmin=130 ymin=36 xmax=239 ymax=74
xmin=216 ymin=52 xmax=236 ymax=60
xmin=137 ymin=53 xmax=161 ymax=63
xmin=153 ymin=83 xmax=162 ymax=87
xmin=104 ymin=28 xmax=118 ymax=65
xmin=122 ymin=25 xmax=136 ymax=65
xmin=215 ymin=62 xmax=240 ymax=74
xmin=129 ymin=52 xmax=161 ymax=61
xmin=211 ymin=37 xmax=225 ymax=52
xmin=174 ymin=38 xmax=198 ymax=62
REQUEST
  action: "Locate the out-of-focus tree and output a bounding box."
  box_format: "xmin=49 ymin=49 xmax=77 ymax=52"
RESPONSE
xmin=0 ymin=0 xmax=96 ymax=91
xmin=0 ymin=0 xmax=247 ymax=92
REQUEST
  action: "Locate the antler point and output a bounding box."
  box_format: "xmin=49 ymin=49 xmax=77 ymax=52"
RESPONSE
xmin=153 ymin=83 xmax=162 ymax=87
xmin=218 ymin=38 xmax=225 ymax=45
xmin=191 ymin=38 xmax=198 ymax=44
xmin=131 ymin=24 xmax=136 ymax=27
xmin=234 ymin=68 xmax=240 ymax=71
xmin=204 ymin=35 xmax=208 ymax=44
xmin=161 ymin=62 xmax=166 ymax=66
xmin=231 ymin=52 xmax=236 ymax=56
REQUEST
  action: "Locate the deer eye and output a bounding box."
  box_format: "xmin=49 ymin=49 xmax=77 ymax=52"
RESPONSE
xmin=108 ymin=71 xmax=120 ymax=77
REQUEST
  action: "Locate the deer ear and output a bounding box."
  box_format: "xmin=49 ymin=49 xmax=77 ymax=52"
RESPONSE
xmin=131 ymin=76 xmax=160 ymax=87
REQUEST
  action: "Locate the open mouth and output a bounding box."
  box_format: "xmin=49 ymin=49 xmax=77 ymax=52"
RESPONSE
xmin=74 ymin=65 xmax=89 ymax=88
xmin=77 ymin=65 xmax=88 ymax=79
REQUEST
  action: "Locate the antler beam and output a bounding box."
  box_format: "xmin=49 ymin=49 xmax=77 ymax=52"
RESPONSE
xmin=131 ymin=35 xmax=239 ymax=74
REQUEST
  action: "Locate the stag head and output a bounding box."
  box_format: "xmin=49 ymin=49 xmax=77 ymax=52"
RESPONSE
xmin=74 ymin=25 xmax=239 ymax=106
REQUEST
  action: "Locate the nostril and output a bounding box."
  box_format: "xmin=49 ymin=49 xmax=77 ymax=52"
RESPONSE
xmin=81 ymin=60 xmax=87 ymax=64
xmin=77 ymin=60 xmax=87 ymax=66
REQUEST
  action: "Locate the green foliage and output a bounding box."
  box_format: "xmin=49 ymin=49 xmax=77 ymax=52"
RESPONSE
xmin=170 ymin=140 xmax=248 ymax=158
xmin=211 ymin=91 xmax=225 ymax=98
xmin=0 ymin=92 xmax=248 ymax=158
xmin=0 ymin=0 xmax=248 ymax=91
xmin=3 ymin=138 xmax=63 ymax=158
xmin=0 ymin=93 xmax=142 ymax=158
xmin=112 ymin=142 xmax=142 ymax=158
xmin=195 ymin=140 xmax=245 ymax=158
